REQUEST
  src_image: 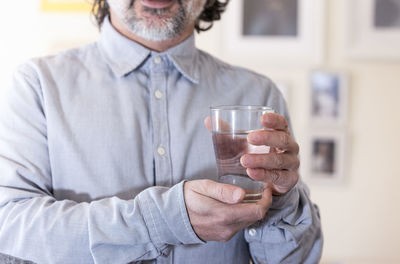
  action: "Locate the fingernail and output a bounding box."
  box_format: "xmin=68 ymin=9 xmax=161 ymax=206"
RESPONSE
xmin=246 ymin=168 xmax=252 ymax=176
xmin=240 ymin=155 xmax=247 ymax=166
xmin=247 ymin=168 xmax=259 ymax=178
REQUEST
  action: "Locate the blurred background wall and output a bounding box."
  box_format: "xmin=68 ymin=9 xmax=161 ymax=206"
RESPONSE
xmin=0 ymin=0 xmax=399 ymax=263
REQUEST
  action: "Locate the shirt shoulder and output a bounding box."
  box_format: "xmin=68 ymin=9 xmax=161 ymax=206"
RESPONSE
xmin=196 ymin=48 xmax=276 ymax=87
xmin=17 ymin=42 xmax=104 ymax=79
xmin=195 ymin=48 xmax=289 ymax=119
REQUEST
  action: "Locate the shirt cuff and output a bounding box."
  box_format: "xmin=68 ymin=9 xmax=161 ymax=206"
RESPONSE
xmin=138 ymin=181 xmax=204 ymax=249
xmin=270 ymin=183 xmax=300 ymax=210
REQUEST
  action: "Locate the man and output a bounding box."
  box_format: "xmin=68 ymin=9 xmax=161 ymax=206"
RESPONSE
xmin=0 ymin=0 xmax=322 ymax=263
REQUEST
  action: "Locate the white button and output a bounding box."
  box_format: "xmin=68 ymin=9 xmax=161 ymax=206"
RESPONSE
xmin=155 ymin=90 xmax=163 ymax=99
xmin=248 ymin=228 xmax=257 ymax=236
xmin=157 ymin=147 xmax=166 ymax=156
xmin=153 ymin=56 xmax=162 ymax=64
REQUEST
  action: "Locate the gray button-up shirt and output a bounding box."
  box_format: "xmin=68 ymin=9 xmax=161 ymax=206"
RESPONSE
xmin=0 ymin=18 xmax=322 ymax=264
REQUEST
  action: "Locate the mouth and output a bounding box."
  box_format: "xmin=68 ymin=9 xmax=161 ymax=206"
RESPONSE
xmin=140 ymin=0 xmax=176 ymax=9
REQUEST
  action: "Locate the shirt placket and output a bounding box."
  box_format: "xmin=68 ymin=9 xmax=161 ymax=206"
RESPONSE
xmin=149 ymin=55 xmax=173 ymax=189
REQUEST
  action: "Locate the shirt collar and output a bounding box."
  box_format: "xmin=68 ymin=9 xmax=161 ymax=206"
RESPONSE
xmin=165 ymin=35 xmax=199 ymax=83
xmin=98 ymin=17 xmax=199 ymax=83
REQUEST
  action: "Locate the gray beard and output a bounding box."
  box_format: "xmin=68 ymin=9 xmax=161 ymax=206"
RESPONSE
xmin=122 ymin=0 xmax=189 ymax=41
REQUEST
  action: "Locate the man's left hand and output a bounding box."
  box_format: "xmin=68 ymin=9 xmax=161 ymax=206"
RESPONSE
xmin=240 ymin=113 xmax=299 ymax=195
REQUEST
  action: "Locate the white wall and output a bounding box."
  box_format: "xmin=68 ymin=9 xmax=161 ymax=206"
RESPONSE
xmin=1 ymin=1 xmax=400 ymax=263
xmin=0 ymin=0 xmax=98 ymax=92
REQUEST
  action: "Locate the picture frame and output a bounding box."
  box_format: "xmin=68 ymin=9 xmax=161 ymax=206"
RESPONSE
xmin=41 ymin=0 xmax=92 ymax=12
xmin=221 ymin=0 xmax=325 ymax=66
xmin=303 ymin=129 xmax=347 ymax=185
xmin=309 ymin=70 xmax=348 ymax=126
xmin=346 ymin=0 xmax=400 ymax=60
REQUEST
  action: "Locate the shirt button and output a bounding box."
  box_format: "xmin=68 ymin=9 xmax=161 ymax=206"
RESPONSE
xmin=248 ymin=228 xmax=257 ymax=236
xmin=153 ymin=56 xmax=162 ymax=64
xmin=155 ymin=90 xmax=163 ymax=99
xmin=157 ymin=147 xmax=166 ymax=156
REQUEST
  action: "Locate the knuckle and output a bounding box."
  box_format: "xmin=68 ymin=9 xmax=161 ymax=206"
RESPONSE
xmin=263 ymin=131 xmax=272 ymax=142
xmin=215 ymin=211 xmax=237 ymax=242
xmin=216 ymin=185 xmax=224 ymax=200
xmin=269 ymin=169 xmax=281 ymax=183
xmin=281 ymin=171 xmax=299 ymax=192
xmin=220 ymin=214 xmax=230 ymax=225
xmin=280 ymin=133 xmax=290 ymax=148
xmin=293 ymin=157 xmax=300 ymax=169
xmin=218 ymin=209 xmax=232 ymax=225
xmin=273 ymin=154 xmax=285 ymax=169
xmin=291 ymin=171 xmax=300 ymax=185
xmin=220 ymin=229 xmax=235 ymax=242
xmin=293 ymin=142 xmax=300 ymax=154
xmin=254 ymin=155 xmax=264 ymax=167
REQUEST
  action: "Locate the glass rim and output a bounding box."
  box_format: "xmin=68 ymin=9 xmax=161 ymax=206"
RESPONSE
xmin=210 ymin=105 xmax=273 ymax=112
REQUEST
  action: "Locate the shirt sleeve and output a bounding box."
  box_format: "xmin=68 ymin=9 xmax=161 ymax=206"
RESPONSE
xmin=0 ymin=64 xmax=203 ymax=264
xmin=244 ymin=81 xmax=323 ymax=263
xmin=245 ymin=181 xmax=323 ymax=264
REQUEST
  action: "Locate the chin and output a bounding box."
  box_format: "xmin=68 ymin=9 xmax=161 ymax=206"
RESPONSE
xmin=130 ymin=23 xmax=180 ymax=41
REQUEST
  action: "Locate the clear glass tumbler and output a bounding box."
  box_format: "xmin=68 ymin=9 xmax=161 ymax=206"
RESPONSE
xmin=210 ymin=105 xmax=274 ymax=202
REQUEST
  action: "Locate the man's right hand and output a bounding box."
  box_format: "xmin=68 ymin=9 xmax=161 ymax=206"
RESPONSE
xmin=183 ymin=180 xmax=272 ymax=242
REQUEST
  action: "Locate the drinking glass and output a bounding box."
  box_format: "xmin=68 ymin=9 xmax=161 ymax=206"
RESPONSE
xmin=210 ymin=105 xmax=274 ymax=202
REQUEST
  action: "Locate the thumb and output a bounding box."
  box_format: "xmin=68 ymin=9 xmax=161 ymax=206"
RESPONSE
xmin=195 ymin=179 xmax=245 ymax=204
xmin=204 ymin=116 xmax=211 ymax=132
xmin=205 ymin=116 xmax=233 ymax=132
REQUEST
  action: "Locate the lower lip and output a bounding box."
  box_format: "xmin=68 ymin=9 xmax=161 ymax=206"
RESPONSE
xmin=141 ymin=0 xmax=175 ymax=9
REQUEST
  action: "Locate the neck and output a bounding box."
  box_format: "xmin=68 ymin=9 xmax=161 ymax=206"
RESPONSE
xmin=109 ymin=11 xmax=195 ymax=52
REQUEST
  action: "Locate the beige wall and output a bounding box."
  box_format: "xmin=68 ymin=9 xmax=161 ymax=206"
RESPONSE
xmin=1 ymin=1 xmax=399 ymax=263
xmin=198 ymin=1 xmax=400 ymax=262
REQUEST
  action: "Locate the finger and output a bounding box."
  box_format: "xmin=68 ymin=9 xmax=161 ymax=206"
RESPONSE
xmin=248 ymin=130 xmax=299 ymax=153
xmin=191 ymin=179 xmax=246 ymax=204
xmin=204 ymin=116 xmax=212 ymax=132
xmin=261 ymin=113 xmax=289 ymax=132
xmin=241 ymin=153 xmax=300 ymax=170
xmin=246 ymin=169 xmax=299 ymax=195
xmin=210 ymin=116 xmax=232 ymax=132
xmin=230 ymin=187 xmax=273 ymax=223
xmin=205 ymin=116 xmax=234 ymax=132
xmin=256 ymin=187 xmax=273 ymax=210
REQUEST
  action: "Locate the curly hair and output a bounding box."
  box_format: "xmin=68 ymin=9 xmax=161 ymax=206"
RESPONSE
xmin=91 ymin=0 xmax=230 ymax=33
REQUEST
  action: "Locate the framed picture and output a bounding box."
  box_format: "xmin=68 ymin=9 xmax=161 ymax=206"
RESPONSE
xmin=309 ymin=70 xmax=348 ymax=125
xmin=41 ymin=0 xmax=92 ymax=12
xmin=346 ymin=0 xmax=400 ymax=60
xmin=303 ymin=129 xmax=347 ymax=185
xmin=222 ymin=0 xmax=325 ymax=66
